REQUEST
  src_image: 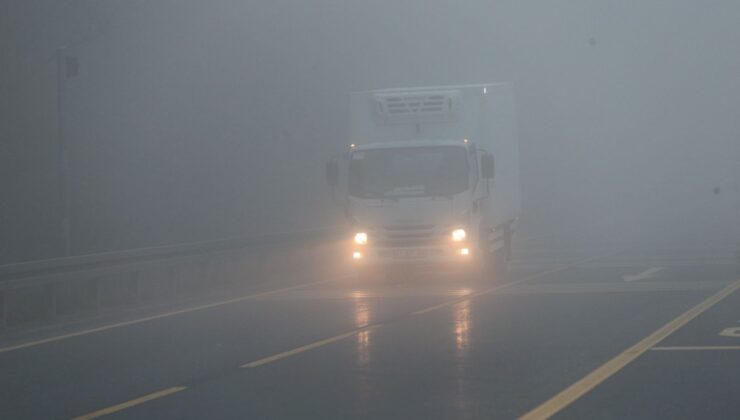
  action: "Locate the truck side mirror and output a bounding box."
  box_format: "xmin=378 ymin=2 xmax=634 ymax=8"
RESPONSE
xmin=326 ymin=161 xmax=339 ymax=186
xmin=481 ymin=154 xmax=495 ymax=179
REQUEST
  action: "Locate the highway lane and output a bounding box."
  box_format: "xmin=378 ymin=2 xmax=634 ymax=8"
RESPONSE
xmin=0 ymin=266 xmax=513 ymax=419
xmin=0 ymin=255 xmax=738 ymax=419
xmin=556 ymin=278 xmax=740 ymax=420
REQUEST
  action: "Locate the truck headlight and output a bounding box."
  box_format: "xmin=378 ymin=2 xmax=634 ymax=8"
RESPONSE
xmin=451 ymin=228 xmax=466 ymax=242
xmin=354 ymin=232 xmax=368 ymax=245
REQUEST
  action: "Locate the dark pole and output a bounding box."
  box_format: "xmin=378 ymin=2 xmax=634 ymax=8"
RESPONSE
xmin=737 ymin=136 xmax=740 ymax=264
xmin=56 ymin=47 xmax=71 ymax=256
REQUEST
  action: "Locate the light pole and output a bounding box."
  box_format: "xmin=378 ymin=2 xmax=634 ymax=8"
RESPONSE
xmin=737 ymin=137 xmax=740 ymax=264
xmin=56 ymin=46 xmax=78 ymax=257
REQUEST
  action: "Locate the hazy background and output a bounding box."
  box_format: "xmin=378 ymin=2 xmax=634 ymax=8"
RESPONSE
xmin=2 ymin=0 xmax=739 ymax=263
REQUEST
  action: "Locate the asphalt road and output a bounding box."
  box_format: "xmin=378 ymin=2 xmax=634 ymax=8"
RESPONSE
xmin=1 ymin=253 xmax=739 ymax=419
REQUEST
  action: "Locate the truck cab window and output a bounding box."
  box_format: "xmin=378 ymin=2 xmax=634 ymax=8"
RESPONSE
xmin=348 ymin=146 xmax=469 ymax=199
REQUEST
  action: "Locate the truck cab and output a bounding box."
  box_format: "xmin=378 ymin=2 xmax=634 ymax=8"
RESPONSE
xmin=327 ymin=84 xmax=519 ymax=279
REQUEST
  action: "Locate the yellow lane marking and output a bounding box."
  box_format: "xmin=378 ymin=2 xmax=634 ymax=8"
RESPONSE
xmin=520 ymin=278 xmax=740 ymax=420
xmin=72 ymin=386 xmax=187 ymax=420
xmin=0 ymin=279 xmax=334 ymax=355
xmin=651 ymin=345 xmax=740 ymax=351
xmin=243 ymin=253 xmax=617 ymax=369
xmin=242 ymin=325 xmax=378 ymax=368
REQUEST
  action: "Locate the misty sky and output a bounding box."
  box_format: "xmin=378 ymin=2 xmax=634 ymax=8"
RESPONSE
xmin=2 ymin=0 xmax=739 ymax=262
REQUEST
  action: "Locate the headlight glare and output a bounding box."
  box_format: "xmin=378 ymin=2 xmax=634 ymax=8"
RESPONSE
xmin=354 ymin=232 xmax=368 ymax=245
xmin=451 ymin=228 xmax=467 ymax=242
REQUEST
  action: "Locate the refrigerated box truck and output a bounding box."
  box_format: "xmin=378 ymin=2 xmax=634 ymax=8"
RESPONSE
xmin=326 ymin=83 xmax=520 ymax=279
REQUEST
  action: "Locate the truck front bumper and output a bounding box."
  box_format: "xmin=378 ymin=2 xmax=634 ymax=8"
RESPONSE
xmin=351 ymin=245 xmax=476 ymax=269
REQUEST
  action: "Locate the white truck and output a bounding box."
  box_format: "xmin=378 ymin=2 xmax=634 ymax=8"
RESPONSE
xmin=326 ymin=83 xmax=520 ymax=279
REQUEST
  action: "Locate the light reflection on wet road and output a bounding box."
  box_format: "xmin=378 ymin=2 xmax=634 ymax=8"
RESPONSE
xmin=1 ymin=259 xmax=739 ymax=419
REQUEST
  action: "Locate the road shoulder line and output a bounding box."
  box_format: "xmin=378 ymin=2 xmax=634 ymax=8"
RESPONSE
xmin=0 ymin=279 xmax=332 ymax=355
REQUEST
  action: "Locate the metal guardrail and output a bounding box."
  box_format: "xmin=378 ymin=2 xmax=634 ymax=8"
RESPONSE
xmin=0 ymin=227 xmax=344 ymax=329
xmin=0 ymin=228 xmax=341 ymax=285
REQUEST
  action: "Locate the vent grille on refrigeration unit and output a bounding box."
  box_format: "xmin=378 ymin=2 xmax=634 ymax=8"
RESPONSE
xmin=374 ymin=91 xmax=458 ymax=122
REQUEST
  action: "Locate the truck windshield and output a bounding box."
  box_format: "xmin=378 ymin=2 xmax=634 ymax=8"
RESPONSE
xmin=348 ymin=146 xmax=469 ymax=198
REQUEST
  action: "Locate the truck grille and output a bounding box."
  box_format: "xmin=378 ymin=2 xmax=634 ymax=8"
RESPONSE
xmin=369 ymin=224 xmax=449 ymax=248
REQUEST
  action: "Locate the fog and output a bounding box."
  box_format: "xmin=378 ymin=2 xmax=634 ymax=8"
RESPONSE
xmin=3 ymin=0 xmax=740 ymax=263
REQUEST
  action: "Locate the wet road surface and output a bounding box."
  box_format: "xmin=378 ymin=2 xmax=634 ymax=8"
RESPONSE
xmin=1 ymin=252 xmax=739 ymax=419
